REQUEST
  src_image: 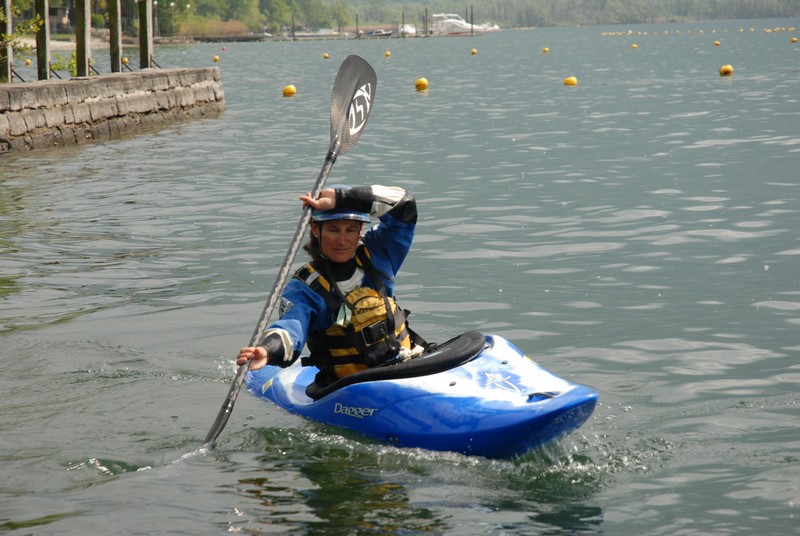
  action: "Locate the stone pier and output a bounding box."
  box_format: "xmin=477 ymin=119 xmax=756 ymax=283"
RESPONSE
xmin=0 ymin=67 xmax=225 ymax=153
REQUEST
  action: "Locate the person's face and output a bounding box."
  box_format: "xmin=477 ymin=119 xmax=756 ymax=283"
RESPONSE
xmin=313 ymin=220 xmax=363 ymax=263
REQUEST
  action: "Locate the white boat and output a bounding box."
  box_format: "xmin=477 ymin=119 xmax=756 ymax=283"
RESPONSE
xmin=361 ymin=28 xmax=392 ymax=38
xmin=431 ymin=13 xmax=499 ymax=36
xmin=397 ymin=24 xmax=417 ymax=37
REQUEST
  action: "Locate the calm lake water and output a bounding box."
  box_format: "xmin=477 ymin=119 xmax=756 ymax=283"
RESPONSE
xmin=2 ymin=19 xmax=799 ymax=535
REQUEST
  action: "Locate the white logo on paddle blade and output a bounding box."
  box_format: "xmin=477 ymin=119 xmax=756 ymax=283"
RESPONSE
xmin=348 ymin=82 xmax=372 ymax=135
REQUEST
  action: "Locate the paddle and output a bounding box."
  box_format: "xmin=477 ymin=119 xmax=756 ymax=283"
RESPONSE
xmin=201 ymin=55 xmax=378 ymax=449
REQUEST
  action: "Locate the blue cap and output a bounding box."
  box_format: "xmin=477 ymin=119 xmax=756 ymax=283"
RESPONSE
xmin=312 ymin=207 xmax=371 ymax=223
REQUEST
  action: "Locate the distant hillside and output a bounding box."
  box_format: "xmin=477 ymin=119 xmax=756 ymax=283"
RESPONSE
xmin=346 ymin=0 xmax=800 ymax=28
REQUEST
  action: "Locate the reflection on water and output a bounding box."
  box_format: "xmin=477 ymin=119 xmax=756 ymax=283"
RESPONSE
xmin=229 ymin=427 xmax=612 ymax=534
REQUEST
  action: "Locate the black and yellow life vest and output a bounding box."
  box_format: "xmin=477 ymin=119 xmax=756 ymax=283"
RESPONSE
xmin=296 ymin=246 xmax=422 ymax=381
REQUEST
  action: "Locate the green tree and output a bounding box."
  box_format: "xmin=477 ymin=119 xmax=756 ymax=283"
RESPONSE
xmin=6 ymin=0 xmax=35 ymax=15
xmin=293 ymin=0 xmax=330 ymax=29
xmin=330 ymin=0 xmax=351 ymax=33
xmin=1 ymin=2 xmax=40 ymax=52
xmin=260 ymin=0 xmax=291 ymax=33
xmin=193 ymin=0 xmax=228 ymax=19
xmin=226 ymin=0 xmax=262 ymax=28
xmin=309 ymin=2 xmax=331 ymax=28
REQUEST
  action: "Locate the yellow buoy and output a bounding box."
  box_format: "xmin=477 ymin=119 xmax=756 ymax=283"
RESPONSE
xmin=563 ymin=76 xmax=578 ymax=86
xmin=385 ymin=50 xmax=391 ymax=58
xmin=25 ymin=58 xmax=31 ymax=66
xmin=631 ymin=43 xmax=638 ymax=49
xmin=122 ymin=57 xmax=128 ymax=65
xmin=415 ymin=77 xmax=429 ymax=91
xmin=323 ymin=53 xmax=329 ymax=59
xmin=719 ymin=64 xmax=734 ymax=76
xmin=542 ymin=47 xmax=549 ymax=53
xmin=714 ymin=40 xmax=721 ymax=46
xmin=792 ymin=37 xmax=798 ymax=43
xmin=213 ymin=55 xmax=219 ymax=62
xmin=471 ymin=48 xmax=477 ymax=55
xmin=283 ymin=84 xmax=297 ymax=97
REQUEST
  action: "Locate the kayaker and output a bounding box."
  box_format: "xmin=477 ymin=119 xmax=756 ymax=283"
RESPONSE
xmin=236 ymin=184 xmax=427 ymax=385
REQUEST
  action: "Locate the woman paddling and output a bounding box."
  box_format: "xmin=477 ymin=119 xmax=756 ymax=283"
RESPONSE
xmin=236 ymin=185 xmax=426 ymax=386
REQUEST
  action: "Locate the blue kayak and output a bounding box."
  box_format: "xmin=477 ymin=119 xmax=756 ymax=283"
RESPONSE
xmin=245 ymin=331 xmax=598 ymax=458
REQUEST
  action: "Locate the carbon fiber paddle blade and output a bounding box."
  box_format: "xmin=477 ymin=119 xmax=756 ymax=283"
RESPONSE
xmin=329 ymin=55 xmax=377 ymax=156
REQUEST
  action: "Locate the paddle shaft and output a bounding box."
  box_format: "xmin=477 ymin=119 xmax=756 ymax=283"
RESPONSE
xmin=201 ymin=55 xmax=376 ymax=449
xmin=201 ymin=153 xmax=338 ymax=448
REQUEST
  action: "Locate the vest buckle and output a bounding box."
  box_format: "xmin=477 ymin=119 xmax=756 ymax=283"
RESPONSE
xmin=360 ymin=320 xmax=387 ymax=346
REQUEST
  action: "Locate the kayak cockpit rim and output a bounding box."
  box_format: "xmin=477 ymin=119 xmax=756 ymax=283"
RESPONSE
xmin=305 ymin=330 xmax=487 ymax=400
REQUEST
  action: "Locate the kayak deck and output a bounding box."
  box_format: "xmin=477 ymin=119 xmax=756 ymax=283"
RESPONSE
xmin=305 ymin=330 xmax=486 ymax=399
xmin=246 ymin=333 xmax=598 ymax=458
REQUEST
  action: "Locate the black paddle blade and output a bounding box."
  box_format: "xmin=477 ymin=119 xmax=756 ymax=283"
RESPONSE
xmin=329 ymin=55 xmax=377 ymax=156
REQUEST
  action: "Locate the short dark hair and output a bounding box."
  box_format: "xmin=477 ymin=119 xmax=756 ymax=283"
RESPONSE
xmin=303 ymin=227 xmax=321 ymax=261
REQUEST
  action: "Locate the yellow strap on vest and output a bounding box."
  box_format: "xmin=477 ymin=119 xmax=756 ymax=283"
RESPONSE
xmin=297 ymin=247 xmax=413 ymax=380
xmin=325 ymin=287 xmax=412 ymax=351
